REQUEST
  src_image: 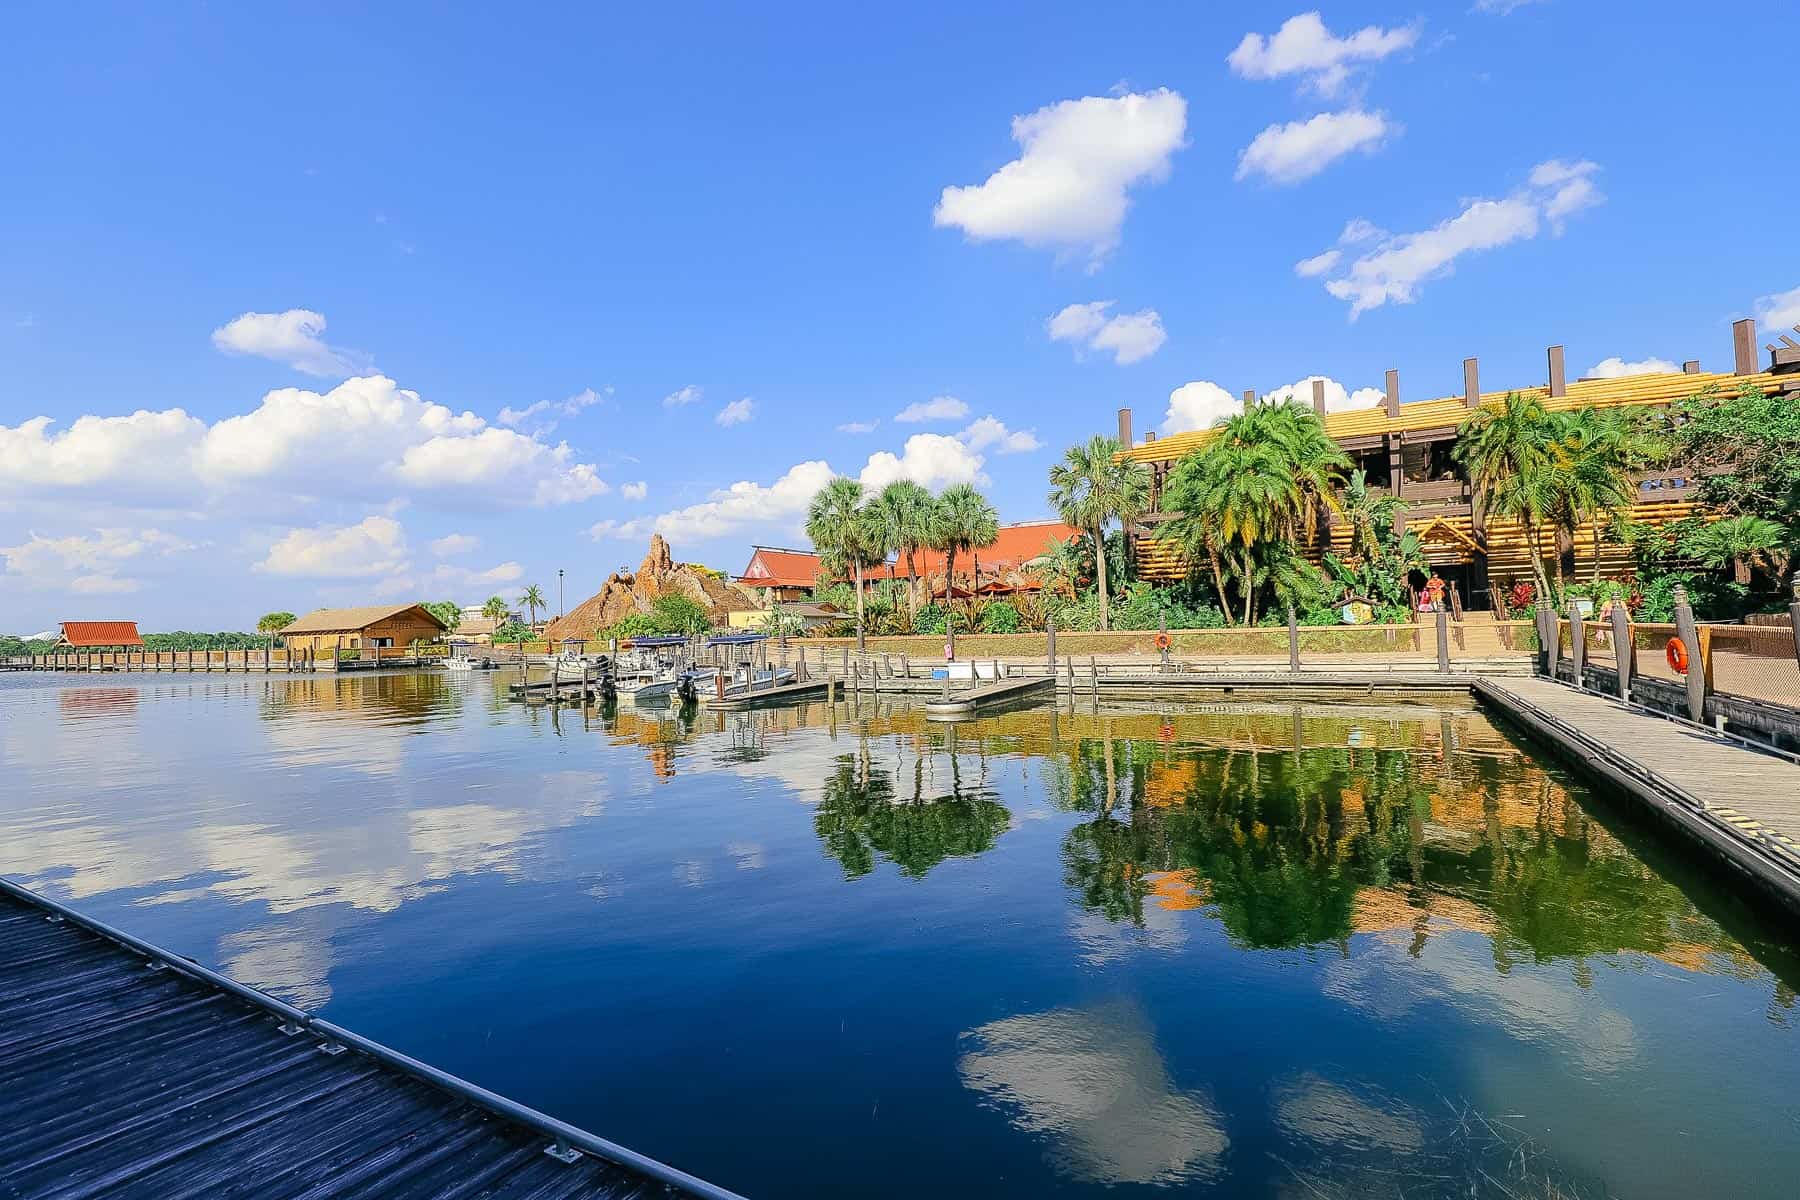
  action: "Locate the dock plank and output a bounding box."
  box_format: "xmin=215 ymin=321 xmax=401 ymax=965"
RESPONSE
xmin=0 ymin=882 xmax=744 ymax=1200
xmin=1476 ymin=676 xmax=1800 ymax=912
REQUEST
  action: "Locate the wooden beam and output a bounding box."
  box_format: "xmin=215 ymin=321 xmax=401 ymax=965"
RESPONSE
xmin=1547 ymin=346 xmax=1566 ymax=398
xmin=1463 ymin=357 xmax=1480 ymax=407
xmin=1242 ymin=388 xmax=1256 ymax=412
xmin=1116 ymin=407 xmax=1133 ymax=447
xmin=1383 ymin=369 xmax=1400 ymax=417
xmin=1310 ymin=378 xmax=1326 ymax=416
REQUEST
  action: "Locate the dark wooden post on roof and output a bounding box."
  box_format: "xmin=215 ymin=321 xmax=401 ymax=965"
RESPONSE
xmin=1383 ymin=369 xmax=1400 ymax=417
xmin=1683 ymin=360 xmax=1701 ymax=374
xmin=1463 ymin=358 xmax=1480 ymax=407
xmin=1241 ymin=388 xmax=1256 ymax=412
xmin=1309 ymin=378 xmax=1326 ymax=416
xmin=1547 ymin=346 xmax=1566 ymax=398
xmin=1116 ymin=408 xmax=1133 ymax=447
xmin=1733 ymin=318 xmax=1758 ymax=375
xmin=1383 ymin=370 xmax=1404 ymax=505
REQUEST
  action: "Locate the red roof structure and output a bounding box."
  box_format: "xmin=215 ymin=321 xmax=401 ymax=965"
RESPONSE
xmin=737 ymin=522 xmax=1082 ymax=598
xmin=56 ymin=621 xmax=144 ymax=648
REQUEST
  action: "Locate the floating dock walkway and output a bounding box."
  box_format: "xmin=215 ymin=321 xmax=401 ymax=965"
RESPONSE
xmin=1475 ymin=676 xmax=1800 ymax=915
xmin=0 ymin=877 xmax=744 ymax=1200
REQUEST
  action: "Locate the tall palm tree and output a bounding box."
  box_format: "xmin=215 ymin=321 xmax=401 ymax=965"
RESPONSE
xmin=871 ymin=480 xmax=935 ymax=617
xmin=480 ymin=595 xmax=509 ymax=623
xmin=1047 ymin=436 xmax=1151 ymax=630
xmin=932 ymin=483 xmax=999 ymax=604
xmin=807 ymin=476 xmax=884 ymax=637
xmin=520 ymin=584 xmax=546 ymax=628
xmin=1455 ymin=391 xmax=1558 ymax=599
xmin=1554 ymin=407 xmax=1666 ymax=582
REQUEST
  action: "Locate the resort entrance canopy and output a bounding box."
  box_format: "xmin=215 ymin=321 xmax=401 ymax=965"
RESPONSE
xmin=55 ymin=621 xmax=144 ymax=650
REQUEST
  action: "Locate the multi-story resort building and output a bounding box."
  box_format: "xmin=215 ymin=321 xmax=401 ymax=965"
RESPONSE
xmin=1117 ymin=317 xmax=1800 ymax=610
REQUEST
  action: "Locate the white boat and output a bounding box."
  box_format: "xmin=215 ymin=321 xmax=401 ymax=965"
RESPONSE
xmin=444 ymin=652 xmax=497 ymax=671
xmin=693 ymin=662 xmax=796 ymax=703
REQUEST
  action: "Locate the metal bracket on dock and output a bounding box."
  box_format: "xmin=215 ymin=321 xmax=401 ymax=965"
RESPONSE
xmin=544 ymin=1140 xmax=584 ymax=1163
xmin=316 ymin=1040 xmax=348 ymax=1056
xmin=144 ymin=960 xmax=169 ymax=972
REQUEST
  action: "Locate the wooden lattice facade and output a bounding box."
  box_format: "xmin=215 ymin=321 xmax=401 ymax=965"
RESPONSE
xmin=1119 ymin=322 xmax=1800 ymax=608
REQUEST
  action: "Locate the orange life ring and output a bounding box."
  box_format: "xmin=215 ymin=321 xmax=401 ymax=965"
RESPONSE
xmin=1153 ymin=632 xmax=1171 ymax=650
xmin=1666 ymin=638 xmax=1688 ymax=674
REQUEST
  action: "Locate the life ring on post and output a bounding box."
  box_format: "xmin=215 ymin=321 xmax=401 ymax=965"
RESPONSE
xmin=1665 ymin=638 xmax=1689 ymax=675
xmin=1153 ymin=632 xmax=1172 ymax=651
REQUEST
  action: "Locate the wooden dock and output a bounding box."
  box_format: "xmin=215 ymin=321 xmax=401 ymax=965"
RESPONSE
xmin=0 ymin=877 xmax=742 ymax=1200
xmin=922 ymin=675 xmax=1056 ymax=719
xmin=1475 ymin=676 xmax=1800 ymax=914
xmin=704 ymin=679 xmax=830 ymax=710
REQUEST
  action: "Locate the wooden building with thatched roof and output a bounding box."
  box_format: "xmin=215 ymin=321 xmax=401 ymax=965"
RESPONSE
xmin=55 ymin=621 xmax=144 ymax=650
xmin=278 ymin=604 xmax=449 ymax=657
xmin=1115 ymin=316 xmax=1800 ymax=609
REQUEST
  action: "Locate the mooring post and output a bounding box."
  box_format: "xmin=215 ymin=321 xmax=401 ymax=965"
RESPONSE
xmin=841 ymin=646 xmax=849 ymax=679
xmin=1436 ymin=608 xmax=1450 ymax=675
xmin=1610 ymin=601 xmax=1633 ymax=700
xmin=1287 ymin=606 xmax=1300 ymax=672
xmin=1159 ymin=612 xmax=1171 ymax=672
xmin=947 ymin=613 xmax=957 ymax=660
xmin=1089 ymin=656 xmax=1100 ymax=704
xmin=1672 ymin=585 xmax=1706 ymax=723
xmin=1065 ymin=655 xmax=1074 ymax=695
xmin=1789 ymin=577 xmax=1800 ymax=673
xmin=1538 ymin=600 xmax=1558 ymax=680
xmin=1046 ymin=612 xmax=1057 ymax=671
xmin=1568 ymin=603 xmax=1584 ymax=686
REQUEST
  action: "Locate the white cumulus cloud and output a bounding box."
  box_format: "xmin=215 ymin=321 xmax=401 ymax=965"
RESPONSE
xmin=394 ymin=427 xmax=608 ymax=506
xmin=0 ymin=408 xmax=205 ymax=496
xmin=859 ymin=434 xmax=987 ymax=491
xmin=895 ymin=396 xmax=970 ymax=424
xmin=591 ymin=460 xmax=836 ymax=544
xmin=837 ymin=420 xmax=880 ymax=434
xmin=430 ymin=533 xmax=479 ymax=557
xmin=1 ymin=527 xmax=194 ymax=595
xmin=662 ymin=384 xmax=703 ymax=408
xmin=1309 ymin=160 xmax=1604 ymax=317
xmin=959 ymin=416 xmax=1042 ymax=455
xmin=620 ymin=481 xmax=648 ymax=501
xmin=1586 ymin=356 xmax=1679 ymax=379
xmin=1047 ymin=302 xmax=1166 ymax=365
xmin=1163 ymin=381 xmax=1241 ymax=434
xmin=1262 ymin=375 xmax=1385 ymax=413
xmin=715 ymin=398 xmax=755 ymax=427
xmin=1753 ymin=284 xmax=1800 ymax=335
xmin=256 ymin=515 xmax=409 ymax=579
xmin=210 ymin=309 xmax=362 ymax=377
xmin=1236 ymin=110 xmax=1392 ymax=185
xmin=933 ymin=89 xmax=1187 ymax=267
xmin=1228 ymin=12 xmax=1419 ymax=96
xmin=1294 ymin=249 xmax=1342 ymax=277
xmin=497 ymin=387 xmax=606 ymax=429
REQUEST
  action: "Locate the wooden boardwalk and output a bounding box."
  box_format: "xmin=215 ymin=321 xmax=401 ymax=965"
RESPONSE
xmin=1475 ymin=676 xmax=1800 ymax=913
xmin=0 ymin=878 xmax=742 ymax=1200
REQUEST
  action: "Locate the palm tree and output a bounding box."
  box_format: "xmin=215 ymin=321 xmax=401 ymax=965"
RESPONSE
xmin=480 ymin=595 xmax=509 ymax=623
xmin=1681 ymin=515 xmax=1790 ymax=584
xmin=1047 ymin=436 xmax=1151 ymax=630
xmin=932 ymin=483 xmax=999 ymax=605
xmin=807 ymin=476 xmax=885 ymax=638
xmin=871 ymin=480 xmax=935 ymax=617
xmin=1554 ymin=408 xmax=1666 ymax=582
xmin=520 ymin=584 xmax=546 ymax=629
xmin=256 ymin=611 xmax=295 ymax=652
xmin=1455 ymin=390 xmax=1558 ymax=599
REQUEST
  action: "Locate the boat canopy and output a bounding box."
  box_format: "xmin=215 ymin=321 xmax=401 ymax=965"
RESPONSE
xmin=706 ymin=633 xmax=767 ymax=646
xmin=621 ymin=635 xmax=690 ymax=648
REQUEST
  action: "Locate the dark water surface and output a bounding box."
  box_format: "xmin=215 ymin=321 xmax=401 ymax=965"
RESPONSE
xmin=3 ymin=670 xmax=1797 ymax=1198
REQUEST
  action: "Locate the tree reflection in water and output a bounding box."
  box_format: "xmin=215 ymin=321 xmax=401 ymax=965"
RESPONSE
xmin=1048 ymin=713 xmax=1761 ymax=971
xmin=813 ymin=727 xmax=1012 ymax=879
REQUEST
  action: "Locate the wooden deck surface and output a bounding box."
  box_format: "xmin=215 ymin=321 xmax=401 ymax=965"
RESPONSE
xmin=0 ymin=880 xmax=740 ymax=1200
xmin=1476 ymin=676 xmax=1800 ymax=909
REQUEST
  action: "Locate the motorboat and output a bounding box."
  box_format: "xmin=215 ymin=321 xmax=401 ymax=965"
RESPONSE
xmin=691 ymin=661 xmax=796 ymax=703
xmin=614 ymin=635 xmax=691 ymax=702
xmin=444 ymin=649 xmax=498 ymax=671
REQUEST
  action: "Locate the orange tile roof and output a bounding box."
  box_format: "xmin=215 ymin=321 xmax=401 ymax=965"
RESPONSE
xmin=738 ymin=523 xmax=1081 ymax=589
xmin=738 ymin=547 xmax=824 ymax=589
xmin=58 ymin=621 xmax=144 ymax=647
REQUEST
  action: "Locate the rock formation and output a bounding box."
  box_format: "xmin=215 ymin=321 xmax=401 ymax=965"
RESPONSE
xmin=543 ymin=535 xmax=753 ymax=642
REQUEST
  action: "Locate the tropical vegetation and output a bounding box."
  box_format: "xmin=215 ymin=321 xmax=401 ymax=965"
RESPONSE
xmin=1047 ymin=435 xmax=1150 ymax=630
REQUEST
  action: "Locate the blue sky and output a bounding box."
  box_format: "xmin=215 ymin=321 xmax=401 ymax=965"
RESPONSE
xmin=3 ymin=1 xmax=1795 ymax=631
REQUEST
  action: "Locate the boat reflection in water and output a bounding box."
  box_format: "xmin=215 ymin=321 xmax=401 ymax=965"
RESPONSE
xmin=2 ymin=670 xmax=1797 ymax=1200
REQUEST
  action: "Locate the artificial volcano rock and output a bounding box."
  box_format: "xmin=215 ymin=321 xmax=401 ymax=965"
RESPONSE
xmin=543 ymin=535 xmax=752 ymax=642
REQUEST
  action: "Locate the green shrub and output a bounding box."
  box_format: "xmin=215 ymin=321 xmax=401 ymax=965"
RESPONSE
xmin=650 ymin=593 xmax=711 ymax=635
xmin=978 ymin=601 xmax=1021 ymax=633
xmin=914 ymin=604 xmax=949 ymax=635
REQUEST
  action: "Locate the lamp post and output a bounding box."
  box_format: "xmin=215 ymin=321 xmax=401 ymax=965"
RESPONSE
xmin=558 ymin=569 xmax=564 ymax=620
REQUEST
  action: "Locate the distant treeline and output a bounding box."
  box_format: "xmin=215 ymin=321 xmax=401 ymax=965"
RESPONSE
xmin=1 ymin=631 xmax=269 ymax=657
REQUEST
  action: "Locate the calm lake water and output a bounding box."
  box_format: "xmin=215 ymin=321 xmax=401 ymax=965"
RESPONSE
xmin=2 ymin=669 xmax=1797 ymax=1198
